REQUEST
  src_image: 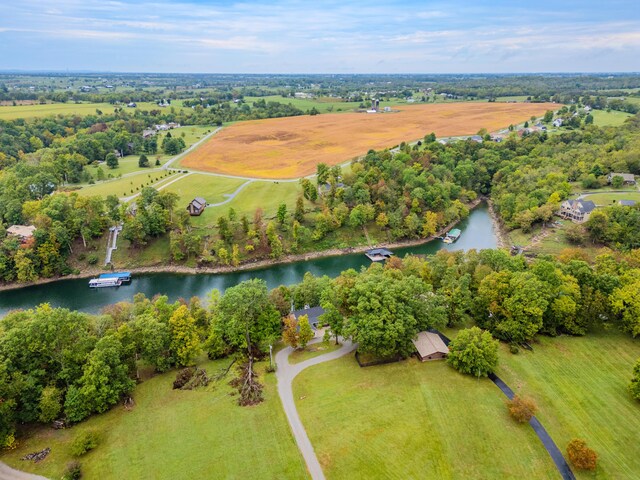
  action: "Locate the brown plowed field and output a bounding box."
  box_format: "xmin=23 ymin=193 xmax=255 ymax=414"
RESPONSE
xmin=180 ymin=103 xmax=549 ymax=179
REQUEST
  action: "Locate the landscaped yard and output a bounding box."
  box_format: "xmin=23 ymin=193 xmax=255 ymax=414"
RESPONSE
xmin=293 ymin=355 xmax=560 ymax=479
xmin=0 ymin=359 xmax=308 ymax=480
xmin=77 ymin=170 xmax=184 ymax=198
xmin=590 ymin=110 xmax=633 ymax=127
xmin=582 ymin=191 xmax=640 ymax=206
xmin=288 ymin=341 xmax=341 ymax=364
xmin=497 ymin=330 xmax=640 ymax=479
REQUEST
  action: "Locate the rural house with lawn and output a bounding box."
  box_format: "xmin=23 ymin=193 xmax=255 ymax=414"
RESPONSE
xmin=291 ymin=305 xmax=325 ymax=332
xmin=559 ymin=199 xmax=596 ymax=223
xmin=187 ymin=197 xmax=207 ymax=216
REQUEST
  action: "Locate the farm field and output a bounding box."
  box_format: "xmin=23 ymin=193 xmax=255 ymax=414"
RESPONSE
xmin=180 ymin=102 xmax=549 ymax=178
xmin=497 ymin=331 xmax=640 ymax=479
xmin=242 ymin=95 xmax=399 ymax=113
xmin=293 ymin=354 xmax=559 ymax=479
xmin=0 ymin=359 xmax=307 ymax=480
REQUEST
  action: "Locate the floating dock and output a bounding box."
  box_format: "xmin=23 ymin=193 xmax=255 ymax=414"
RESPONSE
xmin=443 ymin=228 xmax=462 ymax=244
xmin=365 ymin=248 xmax=394 ymax=262
xmin=89 ymin=277 xmax=122 ymax=288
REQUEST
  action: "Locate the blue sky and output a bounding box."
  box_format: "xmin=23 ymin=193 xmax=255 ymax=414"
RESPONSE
xmin=1 ymin=0 xmax=639 ymax=73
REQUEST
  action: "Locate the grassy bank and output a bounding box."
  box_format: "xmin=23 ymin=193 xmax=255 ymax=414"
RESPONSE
xmin=0 ymin=359 xmax=307 ymax=480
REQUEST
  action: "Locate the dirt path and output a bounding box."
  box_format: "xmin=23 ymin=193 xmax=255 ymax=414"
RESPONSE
xmin=0 ymin=462 xmax=48 ymax=480
xmin=276 ymin=338 xmax=357 ymax=480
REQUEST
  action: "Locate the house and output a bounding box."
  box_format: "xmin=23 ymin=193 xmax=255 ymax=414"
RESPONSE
xmin=142 ymin=129 xmax=156 ymax=139
xmin=186 ymin=197 xmax=207 ymax=216
xmin=413 ymin=331 xmax=449 ymax=361
xmin=7 ymin=225 xmax=36 ymax=242
xmin=619 ymin=199 xmax=637 ymax=207
xmin=553 ymin=118 xmax=563 ymax=127
xmin=469 ymin=135 xmax=483 ymax=143
xmin=559 ymin=200 xmax=597 ymax=223
xmin=291 ymin=305 xmax=325 ymax=331
xmin=607 ymin=173 xmax=636 ymax=185
xmin=127 ymin=102 xmax=137 ymax=108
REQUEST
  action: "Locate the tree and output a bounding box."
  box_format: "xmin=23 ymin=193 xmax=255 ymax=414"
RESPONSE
xmin=138 ymin=154 xmax=149 ymax=168
xmin=507 ymin=395 xmax=538 ymax=423
xmin=629 ymin=358 xmax=640 ymax=401
xmin=566 ymin=439 xmax=598 ymax=471
xmin=447 ymin=327 xmax=499 ymax=377
xmin=169 ymin=305 xmax=200 ymax=366
xmin=611 ymin=175 xmax=624 ymax=189
xmin=611 ymin=280 xmax=640 ymax=337
xmin=301 ymin=178 xmax=318 ymax=202
xmin=316 ymin=163 xmax=330 ymax=185
xmin=282 ymin=315 xmax=299 ymax=348
xmin=38 ymin=386 xmax=63 ymax=423
xmin=105 ymin=152 xmax=118 ymax=169
xmin=294 ymin=196 xmax=305 ymax=222
xmin=266 ymin=221 xmax=283 ymax=258
xmin=543 ymin=110 xmax=554 ymax=123
xmin=422 ymin=211 xmax=439 ymax=238
xmin=298 ymin=314 xmax=314 ymax=348
xmin=277 ymin=203 xmax=287 ymax=225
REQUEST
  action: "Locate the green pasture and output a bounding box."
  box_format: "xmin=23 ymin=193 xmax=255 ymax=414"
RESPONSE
xmin=0 ymin=359 xmax=307 ymax=480
xmin=294 ymin=355 xmax=559 ymax=479
xmin=590 ymin=110 xmax=633 ymax=127
xmin=497 ymin=330 xmax=640 ymax=479
xmin=241 ymin=95 xmax=403 ymax=113
xmin=161 ymin=173 xmax=246 ymax=206
xmin=77 ymin=171 xmax=183 ymax=198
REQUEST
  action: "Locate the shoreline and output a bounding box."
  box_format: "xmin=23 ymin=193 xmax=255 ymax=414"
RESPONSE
xmin=0 ymin=198 xmax=491 ymax=292
xmin=486 ymin=198 xmax=509 ymax=248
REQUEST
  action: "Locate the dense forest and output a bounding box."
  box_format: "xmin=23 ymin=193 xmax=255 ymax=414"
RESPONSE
xmin=2 ymin=248 xmax=640 ymax=448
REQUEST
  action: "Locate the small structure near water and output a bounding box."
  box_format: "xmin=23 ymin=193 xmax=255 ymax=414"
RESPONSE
xmin=187 ymin=197 xmax=207 ymax=216
xmin=365 ymin=248 xmax=394 ymax=262
xmin=443 ymin=228 xmax=461 ymax=244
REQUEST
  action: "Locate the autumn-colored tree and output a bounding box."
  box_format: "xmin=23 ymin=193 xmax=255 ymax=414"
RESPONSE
xmin=283 ymin=315 xmax=299 ymax=348
xmin=506 ymin=395 xmax=538 ymax=423
xmin=169 ymin=305 xmax=200 ymax=367
xmin=298 ymin=314 xmax=314 ymax=348
xmin=566 ymin=439 xmax=598 ymax=471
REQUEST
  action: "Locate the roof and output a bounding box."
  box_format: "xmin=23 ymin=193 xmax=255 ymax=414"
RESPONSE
xmin=7 ymin=225 xmax=36 ymax=238
xmin=412 ymin=331 xmax=449 ymax=358
xmin=190 ymin=197 xmax=206 ymax=208
xmin=564 ymin=199 xmax=596 ymax=214
xmin=609 ymin=172 xmax=635 ymax=182
xmin=292 ymin=306 xmax=325 ymax=327
xmin=469 ymin=135 xmax=483 ymax=142
xmin=366 ymin=248 xmax=393 ymax=256
xmin=619 ymin=200 xmax=637 ymax=206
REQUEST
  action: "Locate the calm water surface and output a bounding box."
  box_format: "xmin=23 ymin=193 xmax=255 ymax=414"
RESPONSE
xmin=0 ymin=204 xmax=497 ymax=316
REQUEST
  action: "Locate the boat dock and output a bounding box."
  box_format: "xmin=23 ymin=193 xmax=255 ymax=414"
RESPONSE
xmin=98 ymin=272 xmax=132 ymax=283
xmin=365 ymin=248 xmax=394 ymax=262
xmin=89 ymin=277 xmax=122 ymax=288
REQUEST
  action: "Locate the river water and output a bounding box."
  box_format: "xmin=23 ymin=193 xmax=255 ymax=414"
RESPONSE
xmin=0 ymin=204 xmax=497 ymax=316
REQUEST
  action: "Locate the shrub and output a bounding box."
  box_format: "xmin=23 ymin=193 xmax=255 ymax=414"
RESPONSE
xmin=62 ymin=461 xmax=82 ymax=480
xmin=87 ymin=254 xmax=99 ymax=265
xmin=566 ymin=439 xmax=597 ymax=470
xmin=509 ymin=344 xmax=519 ymax=354
xmin=507 ymin=395 xmax=538 ymax=423
xmin=70 ymin=431 xmax=100 ymax=457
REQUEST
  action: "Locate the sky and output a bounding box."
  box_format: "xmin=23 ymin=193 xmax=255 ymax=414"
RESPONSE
xmin=1 ymin=0 xmax=639 ymax=73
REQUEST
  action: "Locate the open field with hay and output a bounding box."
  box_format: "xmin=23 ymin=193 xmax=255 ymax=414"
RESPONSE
xmin=179 ymin=102 xmax=549 ymax=179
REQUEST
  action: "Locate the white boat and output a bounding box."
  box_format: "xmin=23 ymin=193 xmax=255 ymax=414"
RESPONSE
xmin=88 ymin=278 xmax=122 ymax=288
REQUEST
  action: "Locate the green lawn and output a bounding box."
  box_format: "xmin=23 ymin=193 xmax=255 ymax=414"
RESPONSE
xmin=77 ymin=171 xmax=184 ymax=198
xmin=590 ymin=110 xmax=633 ymax=127
xmin=497 ymin=331 xmax=640 ymax=479
xmin=0 ymin=359 xmax=307 ymax=480
xmin=199 ymin=181 xmax=303 ymax=222
xmin=288 ymin=341 xmax=341 ymax=365
xmin=161 ymin=174 xmax=246 ymax=208
xmin=582 ymin=192 xmax=640 ymax=206
xmin=240 ymin=95 xmax=405 ymax=114
xmin=293 ymin=355 xmax=559 ymax=479
xmin=0 ymin=101 xmax=194 ymax=121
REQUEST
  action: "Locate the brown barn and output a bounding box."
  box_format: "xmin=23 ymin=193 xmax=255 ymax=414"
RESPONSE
xmin=413 ymin=331 xmax=449 ymax=361
xmin=187 ymin=197 xmax=206 ymax=216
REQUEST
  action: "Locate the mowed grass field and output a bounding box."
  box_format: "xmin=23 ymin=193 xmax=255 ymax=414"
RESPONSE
xmin=497 ymin=331 xmax=640 ymax=479
xmin=591 ymin=110 xmax=633 ymax=126
xmin=293 ymin=355 xmax=559 ymax=479
xmin=0 ymin=101 xmax=194 ymax=120
xmin=582 ymin=191 xmax=640 ymax=205
xmin=77 ymin=170 xmax=182 ymax=198
xmin=0 ymin=359 xmax=307 ymax=480
xmin=161 ymin=173 xmax=246 ymax=205
xmin=179 ymin=102 xmax=549 ymax=179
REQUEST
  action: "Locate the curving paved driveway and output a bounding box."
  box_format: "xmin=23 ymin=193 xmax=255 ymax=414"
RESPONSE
xmin=0 ymin=462 xmax=47 ymax=480
xmin=276 ymin=338 xmax=356 ymax=480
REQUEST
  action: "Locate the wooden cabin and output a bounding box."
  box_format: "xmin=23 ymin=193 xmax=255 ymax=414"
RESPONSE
xmin=413 ymin=331 xmax=449 ymax=361
xmin=187 ymin=197 xmax=206 ymax=216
